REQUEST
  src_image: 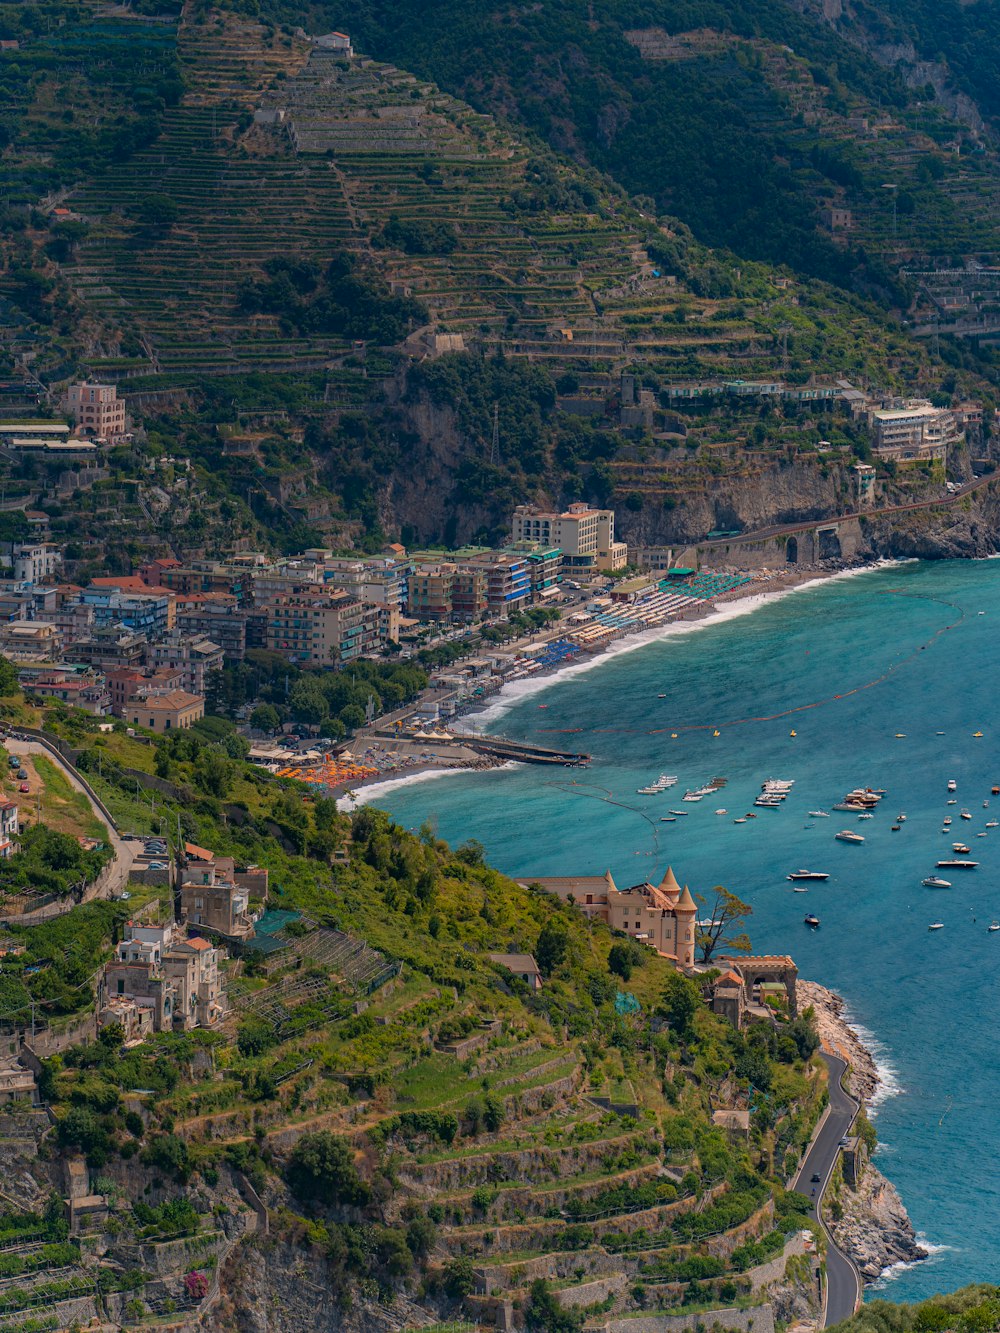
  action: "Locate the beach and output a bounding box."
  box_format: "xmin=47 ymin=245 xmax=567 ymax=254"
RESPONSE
xmin=337 ymin=559 xmax=892 ymax=807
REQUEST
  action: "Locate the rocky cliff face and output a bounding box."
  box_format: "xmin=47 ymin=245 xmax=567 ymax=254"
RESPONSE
xmin=831 ymin=1164 xmax=928 ymax=1284
xmin=862 ymin=484 xmax=1000 ymax=560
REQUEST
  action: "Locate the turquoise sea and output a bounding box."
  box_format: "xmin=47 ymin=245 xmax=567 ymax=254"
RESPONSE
xmin=369 ymin=559 xmax=1000 ymax=1301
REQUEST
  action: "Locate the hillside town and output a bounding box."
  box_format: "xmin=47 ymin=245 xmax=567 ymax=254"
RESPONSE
xmin=0 ymin=377 xmax=985 ymax=759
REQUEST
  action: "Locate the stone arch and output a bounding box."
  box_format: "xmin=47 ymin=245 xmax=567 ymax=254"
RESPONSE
xmin=785 ymin=536 xmax=798 ymax=564
xmin=818 ymin=528 xmax=842 ymax=561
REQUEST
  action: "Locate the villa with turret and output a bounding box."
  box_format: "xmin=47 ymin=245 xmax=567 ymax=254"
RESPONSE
xmin=518 ymin=866 xmax=698 ymax=969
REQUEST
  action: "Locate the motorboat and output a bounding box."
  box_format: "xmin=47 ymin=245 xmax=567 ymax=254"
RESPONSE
xmin=922 ymin=876 xmax=952 ymax=888
xmin=787 ymin=870 xmax=830 ymax=881
xmin=978 ymin=832 xmax=988 ymax=838
xmin=943 ymin=817 xmax=953 ymax=825
xmin=947 ymin=799 xmax=957 ymax=805
xmin=715 ymin=808 xmax=727 ymax=815
xmin=804 ymin=914 xmax=820 ymax=928
xmin=891 ymin=824 xmax=901 ymax=831
xmin=793 ymin=886 xmax=808 ymax=892
xmin=992 ymin=786 xmax=1000 ymax=796
xmin=987 ymin=821 xmax=999 ymax=829
xmin=936 ymin=859 xmax=978 ymax=869
xmin=948 ymin=779 xmax=957 ymax=792
xmin=733 ymin=817 xmax=747 ymax=824
xmin=952 ymin=843 xmax=972 ymax=854
xmin=961 ymin=810 xmax=973 ymax=820
xmin=835 ymin=830 xmax=865 ymax=844
xmin=897 ymin=813 xmax=907 ymax=822
xmin=989 ymin=921 xmax=1000 ymax=932
xmin=808 ymin=810 xmax=830 ymax=818
xmin=928 ymin=923 xmax=944 ymax=931
xmin=858 ymin=813 xmax=874 ymax=820
xmin=659 ymin=817 xmax=676 ymax=822
xmin=669 ymin=810 xmax=689 ymax=817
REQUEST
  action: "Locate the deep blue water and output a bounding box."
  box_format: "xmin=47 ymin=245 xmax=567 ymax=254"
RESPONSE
xmin=372 ymin=560 xmax=1000 ymax=1300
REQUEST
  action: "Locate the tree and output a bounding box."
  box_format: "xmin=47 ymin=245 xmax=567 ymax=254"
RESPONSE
xmin=608 ymin=940 xmax=644 ymax=981
xmin=135 ymin=193 xmax=178 ymax=230
xmin=250 ymin=703 xmax=280 ymax=732
xmin=286 ymin=1131 xmax=370 ymax=1208
xmin=695 ymin=887 xmax=753 ymax=963
xmin=338 ymin=703 xmax=366 ymax=732
xmin=660 ymin=972 xmax=700 ymax=1039
xmin=535 ymin=920 xmax=568 ymax=976
xmin=525 ymin=1278 xmax=584 ymax=1332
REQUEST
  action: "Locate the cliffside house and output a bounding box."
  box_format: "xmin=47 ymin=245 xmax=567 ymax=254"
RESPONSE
xmin=518 ymin=865 xmax=697 ymax=969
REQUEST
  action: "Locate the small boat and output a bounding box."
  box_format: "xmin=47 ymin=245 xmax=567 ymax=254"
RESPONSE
xmin=992 ymin=786 xmax=999 ymax=796
xmin=658 ymin=693 xmax=666 ymax=698
xmin=809 ymin=810 xmax=830 ymax=818
xmin=659 ymin=817 xmax=676 ymax=822
xmin=928 ymin=922 xmax=944 ymax=931
xmin=944 ymin=817 xmax=953 ymax=825
xmin=985 ymin=800 xmax=991 ymax=808
xmin=745 ymin=812 xmax=757 ymax=819
xmin=978 ymin=832 xmax=988 ymax=838
xmin=787 ymin=870 xmax=830 ymax=881
xmin=948 ymin=779 xmax=957 ymax=792
xmin=858 ymin=813 xmax=874 ymax=820
xmin=936 ymin=859 xmax=978 ymax=869
xmin=947 ymin=799 xmax=957 ymax=805
xmin=715 ymin=808 xmax=727 ymax=815
xmin=989 ymin=922 xmax=1000 ymax=932
xmin=804 ymin=914 xmax=820 ymax=928
xmin=898 ymin=813 xmax=907 ymax=822
xmin=923 ymin=876 xmax=952 ymax=888
xmin=793 ymin=886 xmax=808 ymax=893
xmin=835 ymin=830 xmax=865 ymax=844
xmin=712 ymin=730 xmax=720 ymax=737
xmin=987 ymin=821 xmax=999 ymax=829
xmin=894 ymin=733 xmax=906 ymax=738
xmin=789 ymin=730 xmax=797 ymax=737
xmin=953 ymin=843 xmax=972 ymax=854
xmin=974 ymin=731 xmax=984 ymax=738
xmin=961 ymin=810 xmax=973 ymax=820
xmin=891 ymin=824 xmax=901 ymax=831
xmin=669 ymin=810 xmax=689 ymax=817
xmin=733 ymin=817 xmax=747 ymax=824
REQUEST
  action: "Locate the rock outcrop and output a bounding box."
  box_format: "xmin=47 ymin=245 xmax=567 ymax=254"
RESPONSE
xmin=799 ymin=981 xmax=928 ymax=1284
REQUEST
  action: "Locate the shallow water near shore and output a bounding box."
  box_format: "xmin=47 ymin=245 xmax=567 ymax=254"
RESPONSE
xmin=374 ymin=559 xmax=1000 ymax=1301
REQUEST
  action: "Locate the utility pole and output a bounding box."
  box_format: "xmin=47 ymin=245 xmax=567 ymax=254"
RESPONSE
xmin=489 ymin=402 xmax=500 ymax=466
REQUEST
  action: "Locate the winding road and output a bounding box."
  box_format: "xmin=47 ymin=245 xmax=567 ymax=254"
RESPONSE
xmin=792 ymin=1052 xmax=863 ymax=1326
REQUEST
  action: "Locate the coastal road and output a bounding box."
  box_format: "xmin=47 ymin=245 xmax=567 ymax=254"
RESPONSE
xmin=792 ymin=1052 xmax=863 ymax=1327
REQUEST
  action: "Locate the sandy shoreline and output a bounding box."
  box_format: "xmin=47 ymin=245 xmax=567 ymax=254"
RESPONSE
xmin=338 ymin=559 xmax=895 ymax=808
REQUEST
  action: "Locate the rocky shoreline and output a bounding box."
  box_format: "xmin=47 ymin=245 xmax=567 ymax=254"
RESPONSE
xmin=798 ymin=981 xmax=928 ymax=1286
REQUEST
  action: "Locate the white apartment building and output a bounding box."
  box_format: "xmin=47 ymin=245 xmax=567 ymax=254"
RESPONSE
xmin=869 ymin=400 xmax=962 ymax=464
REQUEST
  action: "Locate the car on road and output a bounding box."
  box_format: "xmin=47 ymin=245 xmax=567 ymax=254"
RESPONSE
xmin=810 ymin=1172 xmax=821 ymax=1183
xmin=18 ymin=783 xmax=29 ymax=793
xmin=839 ymin=1137 xmax=851 ymax=1147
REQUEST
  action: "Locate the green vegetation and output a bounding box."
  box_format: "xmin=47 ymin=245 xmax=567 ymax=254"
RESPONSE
xmin=830 ymin=1285 xmax=1000 ymax=1333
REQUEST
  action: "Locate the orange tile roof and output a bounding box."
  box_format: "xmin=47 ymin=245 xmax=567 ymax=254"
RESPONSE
xmin=185 ymin=936 xmax=213 ymax=951
xmin=185 ymin=841 xmax=215 ymax=862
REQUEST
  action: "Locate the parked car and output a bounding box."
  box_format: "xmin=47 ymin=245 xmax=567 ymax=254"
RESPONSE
xmin=18 ymin=783 xmax=29 ymax=793
xmin=7 ymin=756 xmax=19 ymax=768
xmin=114 ymin=891 xmax=131 ymax=902
xmin=146 ymin=861 xmax=166 ymax=870
xmin=16 ymin=771 xmax=27 ymax=781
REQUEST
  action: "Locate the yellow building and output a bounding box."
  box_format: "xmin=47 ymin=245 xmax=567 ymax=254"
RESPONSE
xmin=128 ymin=689 xmax=204 ymax=733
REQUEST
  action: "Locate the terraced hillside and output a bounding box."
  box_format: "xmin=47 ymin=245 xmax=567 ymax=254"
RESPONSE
xmin=9 ymin=712 xmax=832 ymax=1332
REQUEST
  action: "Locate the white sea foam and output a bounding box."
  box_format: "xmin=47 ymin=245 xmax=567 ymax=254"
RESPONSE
xmin=842 ymin=1011 xmax=904 ymax=1113
xmin=336 ymin=760 xmax=519 ymax=811
xmin=871 ymin=1237 xmax=955 ymax=1289
xmin=455 ymin=561 xmax=901 ymax=731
